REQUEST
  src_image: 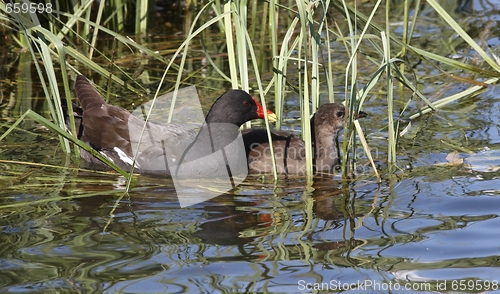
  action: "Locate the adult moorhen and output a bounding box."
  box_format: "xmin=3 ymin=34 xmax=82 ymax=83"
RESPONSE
xmin=243 ymin=103 xmax=364 ymax=175
xmin=70 ymin=75 xmax=277 ymax=175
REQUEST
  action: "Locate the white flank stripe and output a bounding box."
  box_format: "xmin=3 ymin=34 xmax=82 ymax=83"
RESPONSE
xmin=113 ymin=147 xmax=140 ymax=168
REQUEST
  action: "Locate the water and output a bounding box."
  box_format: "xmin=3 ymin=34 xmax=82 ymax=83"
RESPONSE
xmin=1 ymin=0 xmax=500 ymax=293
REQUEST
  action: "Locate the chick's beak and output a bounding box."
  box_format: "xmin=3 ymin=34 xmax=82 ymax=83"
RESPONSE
xmin=357 ymin=110 xmax=368 ymax=119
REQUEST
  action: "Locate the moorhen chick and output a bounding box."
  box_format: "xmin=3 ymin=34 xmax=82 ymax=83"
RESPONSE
xmin=243 ymin=103 xmax=362 ymax=175
xmin=70 ymin=75 xmax=277 ymax=175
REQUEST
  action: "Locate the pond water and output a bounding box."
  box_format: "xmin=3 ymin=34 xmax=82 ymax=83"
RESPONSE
xmin=1 ymin=0 xmax=500 ymax=293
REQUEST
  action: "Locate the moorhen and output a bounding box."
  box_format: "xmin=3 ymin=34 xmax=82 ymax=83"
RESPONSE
xmin=70 ymin=75 xmax=277 ymax=175
xmin=243 ymin=103 xmax=361 ymax=175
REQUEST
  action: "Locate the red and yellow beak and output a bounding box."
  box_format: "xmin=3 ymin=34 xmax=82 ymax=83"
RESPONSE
xmin=253 ymin=97 xmax=277 ymax=122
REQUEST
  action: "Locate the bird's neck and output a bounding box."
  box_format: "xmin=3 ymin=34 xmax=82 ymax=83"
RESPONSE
xmin=197 ymin=122 xmax=240 ymax=153
xmin=313 ymin=124 xmax=341 ymax=173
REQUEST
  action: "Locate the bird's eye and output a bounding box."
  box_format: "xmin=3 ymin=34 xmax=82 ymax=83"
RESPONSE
xmin=336 ymin=111 xmax=344 ymax=118
xmin=243 ymin=101 xmax=250 ymax=107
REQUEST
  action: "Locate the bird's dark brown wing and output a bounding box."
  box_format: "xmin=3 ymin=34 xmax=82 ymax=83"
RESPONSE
xmin=75 ymin=76 xmax=133 ymax=154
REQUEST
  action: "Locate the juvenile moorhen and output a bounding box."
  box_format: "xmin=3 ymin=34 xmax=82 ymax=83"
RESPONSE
xmin=70 ymin=75 xmax=277 ymax=175
xmin=243 ymin=103 xmax=362 ymax=175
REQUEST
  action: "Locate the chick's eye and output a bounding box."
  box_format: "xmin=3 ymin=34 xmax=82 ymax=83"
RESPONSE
xmin=336 ymin=111 xmax=344 ymax=118
xmin=243 ymin=101 xmax=251 ymax=107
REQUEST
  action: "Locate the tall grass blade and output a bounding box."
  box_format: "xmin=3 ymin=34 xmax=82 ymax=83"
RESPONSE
xmin=224 ymin=2 xmax=239 ymax=88
xmin=89 ymin=0 xmax=105 ymax=58
xmin=354 ymin=120 xmax=380 ymax=182
xmin=136 ymin=0 xmax=148 ymax=35
xmin=295 ymin=0 xmax=313 ymax=181
xmin=407 ymin=77 xmax=499 ymax=120
xmin=12 ymin=18 xmax=71 ymax=153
